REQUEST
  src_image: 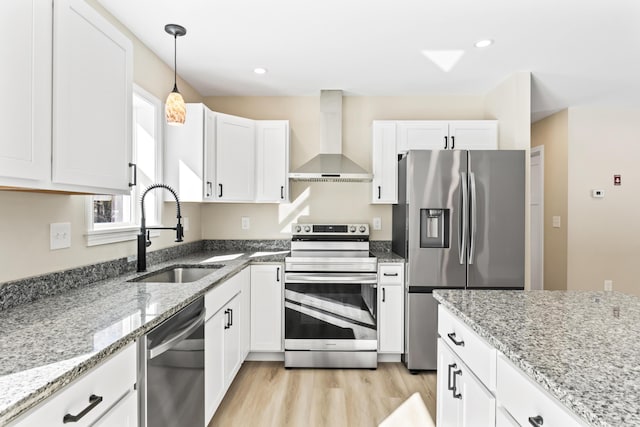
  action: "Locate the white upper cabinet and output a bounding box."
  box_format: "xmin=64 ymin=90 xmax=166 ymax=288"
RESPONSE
xmin=396 ymin=120 xmax=497 ymax=152
xmin=52 ymin=0 xmax=133 ymax=193
xmin=397 ymin=121 xmax=449 ymax=152
xmin=215 ymin=113 xmax=256 ymax=201
xmin=255 ymin=121 xmax=290 ymax=203
xmin=371 ymin=122 xmax=398 ymax=204
xmin=164 ymin=103 xmax=215 ymax=202
xmin=0 ymin=0 xmax=52 ymax=183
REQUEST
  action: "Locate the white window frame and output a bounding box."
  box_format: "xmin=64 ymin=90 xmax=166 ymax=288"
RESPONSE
xmin=85 ymin=84 xmax=163 ymax=246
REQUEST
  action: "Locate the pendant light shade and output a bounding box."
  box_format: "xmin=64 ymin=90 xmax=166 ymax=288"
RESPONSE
xmin=164 ymin=24 xmax=187 ymax=126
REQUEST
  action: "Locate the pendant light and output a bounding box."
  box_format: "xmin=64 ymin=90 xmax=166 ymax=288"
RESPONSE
xmin=165 ymin=24 xmax=187 ymax=126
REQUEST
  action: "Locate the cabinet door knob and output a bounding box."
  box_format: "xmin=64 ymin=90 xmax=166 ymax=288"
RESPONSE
xmin=447 ymin=332 xmax=465 ymax=346
xmin=128 ymin=163 xmax=137 ymax=187
xmin=528 ymin=415 xmax=544 ymax=426
xmin=63 ymin=394 xmax=103 ymax=423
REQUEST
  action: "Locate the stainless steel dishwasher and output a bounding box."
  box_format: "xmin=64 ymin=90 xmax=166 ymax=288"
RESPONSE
xmin=139 ymin=297 xmax=205 ymax=427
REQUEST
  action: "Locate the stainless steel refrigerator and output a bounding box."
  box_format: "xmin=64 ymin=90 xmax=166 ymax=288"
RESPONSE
xmin=392 ymin=150 xmax=525 ymax=371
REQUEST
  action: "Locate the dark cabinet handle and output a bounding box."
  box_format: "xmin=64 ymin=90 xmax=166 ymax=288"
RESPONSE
xmin=447 ymin=363 xmax=457 ymax=391
xmin=206 ymin=181 xmax=212 ymax=197
xmin=451 ymin=135 xmax=455 ymax=149
xmin=383 ymin=272 xmax=399 ymax=277
xmin=452 ymin=370 xmax=462 ymax=399
xmin=447 ymin=332 xmax=465 ymax=347
xmin=224 ymin=309 xmax=230 ymax=329
xmin=528 ymin=416 xmax=544 ymax=426
xmin=229 ymin=308 xmax=233 ymax=326
xmin=218 ymin=184 xmax=223 ymax=198
xmin=382 ymin=287 xmax=386 ymax=302
xmin=128 ymin=163 xmax=137 ymax=187
xmin=63 ymin=394 xmax=103 ymax=423
xmin=444 ymin=136 xmax=448 ymax=149
xmin=280 ymin=186 xmax=284 ymax=199
xmin=276 ymin=267 xmax=280 ymax=282
xmin=378 ymin=186 xmax=381 ymax=199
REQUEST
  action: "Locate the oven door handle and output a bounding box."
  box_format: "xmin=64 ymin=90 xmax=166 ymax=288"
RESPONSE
xmin=284 ymin=273 xmax=378 ymax=284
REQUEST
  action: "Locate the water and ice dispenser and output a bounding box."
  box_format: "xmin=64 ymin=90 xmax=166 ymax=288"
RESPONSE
xmin=420 ymin=208 xmax=449 ymax=248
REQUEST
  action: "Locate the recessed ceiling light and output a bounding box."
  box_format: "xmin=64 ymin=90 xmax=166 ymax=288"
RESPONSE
xmin=253 ymin=67 xmax=267 ymax=75
xmin=474 ymin=39 xmax=493 ymax=48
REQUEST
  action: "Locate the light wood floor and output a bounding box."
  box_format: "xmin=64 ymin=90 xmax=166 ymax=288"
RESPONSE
xmin=209 ymin=362 xmax=437 ymax=427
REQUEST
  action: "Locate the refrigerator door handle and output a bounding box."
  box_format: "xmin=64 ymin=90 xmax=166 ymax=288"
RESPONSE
xmin=459 ymin=172 xmax=468 ymax=265
xmin=469 ymin=172 xmax=478 ymax=264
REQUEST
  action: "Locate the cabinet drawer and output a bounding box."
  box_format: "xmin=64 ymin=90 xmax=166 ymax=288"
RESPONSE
xmin=497 ymin=355 xmax=586 ymax=427
xmin=438 ymin=306 xmax=496 ymax=391
xmin=13 ymin=343 xmax=136 ymax=427
xmin=378 ymin=264 xmax=403 ymax=285
xmin=205 ymin=271 xmax=243 ymax=321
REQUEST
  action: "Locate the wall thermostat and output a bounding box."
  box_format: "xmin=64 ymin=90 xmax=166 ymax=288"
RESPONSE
xmin=592 ymin=189 xmax=605 ymax=198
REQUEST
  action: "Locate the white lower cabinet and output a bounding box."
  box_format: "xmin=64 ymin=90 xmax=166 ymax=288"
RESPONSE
xmin=204 ymin=267 xmax=249 ymax=424
xmin=377 ymin=263 xmax=404 ymax=353
xmin=250 ymin=264 xmax=283 ymax=352
xmin=437 ymin=338 xmax=495 ymax=427
xmin=11 ymin=343 xmax=137 ymax=427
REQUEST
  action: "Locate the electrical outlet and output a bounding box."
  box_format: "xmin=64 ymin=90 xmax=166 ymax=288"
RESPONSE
xmin=50 ymin=222 xmax=71 ymax=250
xmin=241 ymin=217 xmax=250 ymax=230
xmin=183 ymin=217 xmax=189 ymax=232
xmin=552 ymin=216 xmax=561 ymax=228
xmin=604 ymin=280 xmax=613 ymax=291
xmin=372 ymin=217 xmax=382 ymax=230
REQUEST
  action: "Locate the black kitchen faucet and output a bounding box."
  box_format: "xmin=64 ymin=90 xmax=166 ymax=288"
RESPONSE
xmin=137 ymin=183 xmax=183 ymax=272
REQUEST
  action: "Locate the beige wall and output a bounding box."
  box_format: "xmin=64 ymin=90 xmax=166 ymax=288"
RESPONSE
xmin=484 ymin=72 xmax=532 ymax=289
xmin=531 ymin=110 xmax=568 ymax=290
xmin=202 ymin=95 xmax=487 ymax=240
xmin=567 ymin=107 xmax=640 ymax=295
xmin=0 ymin=2 xmax=203 ymax=283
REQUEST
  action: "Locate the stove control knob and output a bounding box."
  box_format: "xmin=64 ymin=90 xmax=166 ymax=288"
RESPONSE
xmin=304 ymin=226 xmax=311 ymax=233
xmin=359 ymin=225 xmax=366 ymax=233
xmin=294 ymin=225 xmax=301 ymax=233
xmin=349 ymin=226 xmax=356 ymax=233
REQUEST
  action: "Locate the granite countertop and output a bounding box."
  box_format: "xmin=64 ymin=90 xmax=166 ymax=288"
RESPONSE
xmin=0 ymin=249 xmax=287 ymax=425
xmin=433 ymin=289 xmax=640 ymax=427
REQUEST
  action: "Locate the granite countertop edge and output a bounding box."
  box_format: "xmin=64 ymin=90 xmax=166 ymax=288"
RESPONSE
xmin=1 ymin=249 xmax=404 ymax=424
xmin=433 ymin=291 xmax=606 ymax=427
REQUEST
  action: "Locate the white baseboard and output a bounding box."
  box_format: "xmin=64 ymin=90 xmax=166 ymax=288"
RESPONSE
xmin=246 ymin=351 xmax=285 ymax=361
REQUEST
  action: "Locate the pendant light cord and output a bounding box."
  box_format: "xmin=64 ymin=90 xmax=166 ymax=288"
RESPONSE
xmin=173 ymin=34 xmax=178 ymax=92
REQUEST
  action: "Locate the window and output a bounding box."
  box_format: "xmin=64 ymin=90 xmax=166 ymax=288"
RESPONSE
xmin=86 ymin=85 xmax=163 ymax=246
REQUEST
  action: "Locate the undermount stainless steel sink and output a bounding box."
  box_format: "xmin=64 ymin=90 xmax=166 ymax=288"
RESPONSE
xmin=131 ymin=265 xmax=224 ymax=283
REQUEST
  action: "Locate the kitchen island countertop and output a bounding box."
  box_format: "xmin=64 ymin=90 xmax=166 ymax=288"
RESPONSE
xmin=433 ymin=289 xmax=640 ymax=427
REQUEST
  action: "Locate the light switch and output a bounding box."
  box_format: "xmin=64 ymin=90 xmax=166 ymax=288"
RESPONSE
xmin=50 ymin=222 xmax=71 ymax=250
xmin=241 ymin=217 xmax=250 ymax=230
xmin=552 ymin=216 xmax=561 ymax=228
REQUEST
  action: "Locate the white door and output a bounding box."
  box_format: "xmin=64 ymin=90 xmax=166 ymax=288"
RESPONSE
xmin=397 ymin=121 xmax=449 ymax=152
xmin=448 ymin=121 xmax=498 ymax=150
xmin=52 ymin=0 xmax=132 ymax=193
xmin=437 ymin=339 xmax=461 ymax=427
xmin=530 ymin=147 xmax=544 ymax=290
xmin=0 ymin=0 xmax=51 ymax=182
xmin=250 ymin=265 xmax=283 ymax=352
xmin=458 ymin=360 xmax=496 ymax=426
xmin=215 ymin=113 xmax=255 ymax=201
xmin=223 ymin=296 xmax=242 ymax=387
xmin=371 ymin=122 xmax=398 ymax=203
xmin=255 ymin=121 xmax=289 ymax=202
xmin=204 ymin=108 xmax=217 ymax=201
xmin=239 ymin=267 xmax=251 ymax=359
xmin=378 ymin=285 xmax=403 ymax=353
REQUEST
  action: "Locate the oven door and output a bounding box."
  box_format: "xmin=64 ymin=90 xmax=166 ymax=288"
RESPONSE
xmin=284 ymin=272 xmax=378 ymax=351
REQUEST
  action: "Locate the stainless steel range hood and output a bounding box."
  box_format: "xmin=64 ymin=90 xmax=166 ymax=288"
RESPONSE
xmin=289 ymin=90 xmax=372 ymax=182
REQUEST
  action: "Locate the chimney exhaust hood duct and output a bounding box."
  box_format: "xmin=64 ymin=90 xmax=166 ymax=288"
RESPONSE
xmin=289 ymin=90 xmax=372 ymax=182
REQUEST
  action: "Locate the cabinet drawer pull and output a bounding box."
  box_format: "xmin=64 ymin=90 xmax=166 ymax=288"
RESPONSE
xmin=378 ymin=186 xmax=381 ymax=199
xmin=382 ymin=287 xmax=386 ymax=302
xmin=206 ymin=181 xmax=212 ymax=197
xmin=444 ymin=135 xmax=448 ymax=149
xmin=281 ymin=186 xmax=285 ymax=199
xmin=218 ymin=184 xmax=223 ymax=198
xmin=229 ymin=308 xmax=233 ymax=327
xmin=447 ymin=332 xmax=465 ymax=346
xmin=224 ymin=309 xmax=230 ymax=329
xmin=528 ymin=415 xmax=544 ymax=426
xmin=447 ymin=363 xmax=457 ymax=391
xmin=128 ymin=162 xmax=137 ymax=187
xmin=63 ymin=394 xmax=103 ymax=423
xmin=276 ymin=267 xmax=281 ymax=282
xmin=452 ymin=369 xmax=462 ymax=399
xmin=451 ymin=135 xmax=455 ymax=149
xmin=383 ymin=272 xmax=399 ymax=277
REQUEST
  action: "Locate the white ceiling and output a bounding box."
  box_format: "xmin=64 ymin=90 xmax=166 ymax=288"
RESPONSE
xmin=98 ymin=0 xmax=640 ymax=121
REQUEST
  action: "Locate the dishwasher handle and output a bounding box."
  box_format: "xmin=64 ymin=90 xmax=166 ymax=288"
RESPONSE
xmin=148 ymin=309 xmax=206 ymax=360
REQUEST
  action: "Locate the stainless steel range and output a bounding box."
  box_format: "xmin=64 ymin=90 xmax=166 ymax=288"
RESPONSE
xmin=284 ymin=223 xmax=378 ymax=368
